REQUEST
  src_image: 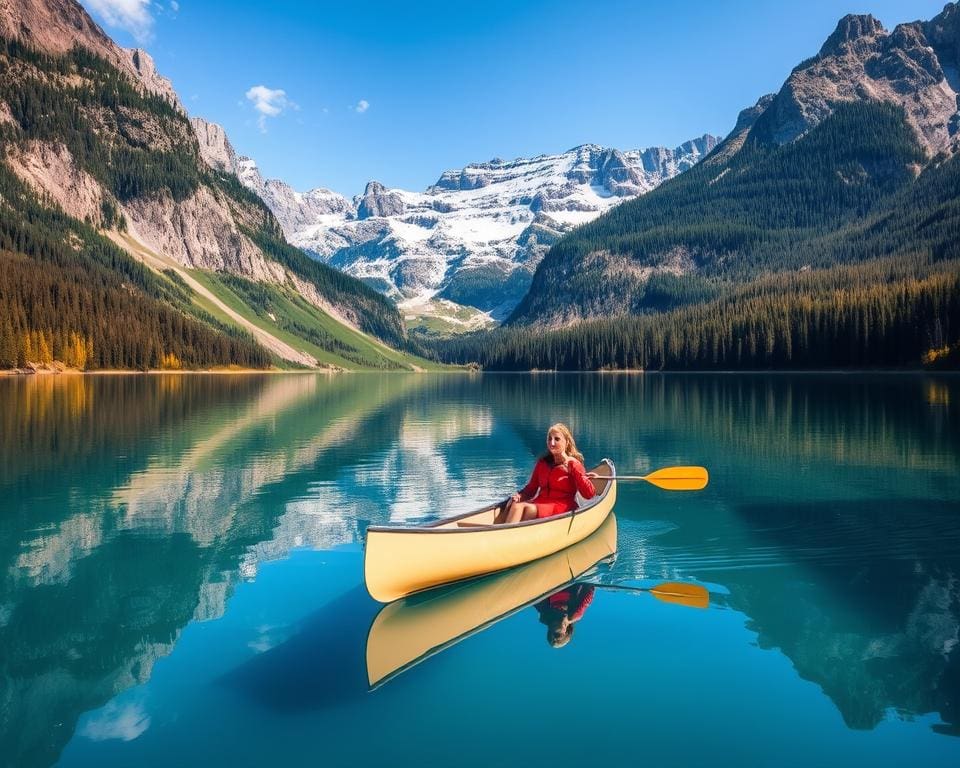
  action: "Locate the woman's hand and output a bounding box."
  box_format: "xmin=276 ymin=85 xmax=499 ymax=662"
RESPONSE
xmin=511 ymin=492 xmax=521 ymax=503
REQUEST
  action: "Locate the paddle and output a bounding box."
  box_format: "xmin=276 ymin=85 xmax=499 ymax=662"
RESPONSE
xmin=592 ymin=580 xmax=709 ymax=609
xmin=606 ymin=466 xmax=709 ymax=491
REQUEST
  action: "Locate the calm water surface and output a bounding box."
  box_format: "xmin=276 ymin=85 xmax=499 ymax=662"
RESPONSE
xmin=1 ymin=373 xmax=959 ymax=767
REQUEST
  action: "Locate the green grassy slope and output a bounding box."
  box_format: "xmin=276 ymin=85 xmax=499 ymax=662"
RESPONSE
xmin=189 ymin=271 xmax=445 ymax=371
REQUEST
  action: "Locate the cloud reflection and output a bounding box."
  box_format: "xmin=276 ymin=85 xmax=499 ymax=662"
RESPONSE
xmin=80 ymin=700 xmax=150 ymax=742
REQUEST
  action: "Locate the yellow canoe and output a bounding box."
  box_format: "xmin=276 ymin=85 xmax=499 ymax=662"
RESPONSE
xmin=366 ymin=512 xmax=618 ymax=688
xmin=363 ymin=459 xmax=617 ymax=603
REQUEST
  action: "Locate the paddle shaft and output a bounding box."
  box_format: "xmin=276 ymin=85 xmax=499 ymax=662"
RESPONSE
xmin=602 ymin=466 xmax=709 ymax=491
xmin=609 ymin=475 xmax=678 ymax=480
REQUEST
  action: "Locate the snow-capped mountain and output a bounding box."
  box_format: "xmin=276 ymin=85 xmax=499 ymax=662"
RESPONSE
xmin=197 ymin=121 xmax=718 ymax=321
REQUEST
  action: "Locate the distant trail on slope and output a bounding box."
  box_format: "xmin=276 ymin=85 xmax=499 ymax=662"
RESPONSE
xmin=108 ymin=230 xmax=319 ymax=367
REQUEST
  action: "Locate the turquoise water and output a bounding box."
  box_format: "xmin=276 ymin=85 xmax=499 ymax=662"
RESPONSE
xmin=1 ymin=372 xmax=959 ymax=767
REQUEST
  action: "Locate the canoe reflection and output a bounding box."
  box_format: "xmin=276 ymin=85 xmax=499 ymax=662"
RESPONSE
xmin=365 ymin=513 xmax=618 ymax=688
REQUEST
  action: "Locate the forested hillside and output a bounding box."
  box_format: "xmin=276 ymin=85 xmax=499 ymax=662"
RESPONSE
xmin=435 ymin=254 xmax=959 ymax=370
xmin=0 ymin=33 xmax=414 ymax=370
xmin=509 ymin=102 xmax=935 ymax=321
xmin=0 ymin=161 xmax=269 ymax=370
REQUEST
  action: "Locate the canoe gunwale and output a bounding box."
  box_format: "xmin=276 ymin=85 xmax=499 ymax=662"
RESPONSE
xmin=365 ymin=458 xmax=615 ymax=535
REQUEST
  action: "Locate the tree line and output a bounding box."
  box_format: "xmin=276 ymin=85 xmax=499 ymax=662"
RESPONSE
xmin=431 ymin=254 xmax=960 ymax=370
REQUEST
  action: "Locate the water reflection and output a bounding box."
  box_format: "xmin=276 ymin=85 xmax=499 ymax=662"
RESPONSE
xmin=535 ymin=583 xmax=596 ymax=649
xmin=0 ymin=372 xmax=958 ymax=766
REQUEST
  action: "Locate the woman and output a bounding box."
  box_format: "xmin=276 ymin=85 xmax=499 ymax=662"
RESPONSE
xmin=500 ymin=423 xmax=597 ymax=524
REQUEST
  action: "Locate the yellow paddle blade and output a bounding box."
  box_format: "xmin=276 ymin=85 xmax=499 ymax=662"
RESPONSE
xmin=642 ymin=466 xmax=709 ymax=491
xmin=648 ymin=581 xmax=710 ymax=609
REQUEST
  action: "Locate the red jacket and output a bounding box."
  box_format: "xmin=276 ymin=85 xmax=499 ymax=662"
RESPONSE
xmin=539 ymin=585 xmax=596 ymax=623
xmin=519 ymin=458 xmax=596 ymax=508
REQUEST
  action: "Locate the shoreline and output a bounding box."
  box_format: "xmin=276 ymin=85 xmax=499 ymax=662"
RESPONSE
xmin=1 ymin=366 xmax=950 ymax=377
xmin=0 ymin=365 xmax=326 ymax=376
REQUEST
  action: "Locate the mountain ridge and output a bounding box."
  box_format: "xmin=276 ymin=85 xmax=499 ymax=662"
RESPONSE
xmin=504 ymin=2 xmax=960 ymax=330
xmin=209 ymin=128 xmax=719 ymax=322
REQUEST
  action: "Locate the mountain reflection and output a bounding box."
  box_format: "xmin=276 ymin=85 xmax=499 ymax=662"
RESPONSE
xmin=0 ymin=372 xmax=958 ymax=766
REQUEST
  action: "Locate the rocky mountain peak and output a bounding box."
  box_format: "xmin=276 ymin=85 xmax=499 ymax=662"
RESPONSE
xmin=357 ymin=181 xmax=405 ymax=219
xmin=236 ymin=155 xmax=262 ymax=189
xmin=819 ymin=14 xmax=885 ymax=56
xmin=235 ymin=156 xmax=353 ymax=231
xmin=749 ymin=3 xmax=959 ymax=155
xmin=592 ymin=148 xmax=644 ymax=196
xmin=363 ymin=180 xmax=387 ymax=196
xmin=924 ymin=2 xmax=960 ymax=69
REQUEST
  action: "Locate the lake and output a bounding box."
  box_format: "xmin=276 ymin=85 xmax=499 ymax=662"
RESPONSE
xmin=1 ymin=372 xmax=959 ymax=767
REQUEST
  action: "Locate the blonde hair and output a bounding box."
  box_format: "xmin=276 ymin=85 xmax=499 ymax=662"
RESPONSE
xmin=541 ymin=422 xmax=584 ymax=465
xmin=548 ymin=623 xmax=575 ymax=648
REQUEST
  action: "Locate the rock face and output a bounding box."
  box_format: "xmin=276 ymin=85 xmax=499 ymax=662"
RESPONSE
xmin=5 ymin=140 xmax=106 ymax=224
xmin=237 ymin=135 xmax=719 ymax=319
xmin=121 ymin=187 xmax=288 ymax=282
xmin=191 ymin=117 xmax=239 ymax=175
xmin=123 ymin=48 xmax=181 ymax=108
xmin=752 ymin=8 xmax=960 ymax=156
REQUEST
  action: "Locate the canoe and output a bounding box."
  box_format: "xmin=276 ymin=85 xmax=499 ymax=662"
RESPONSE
xmin=366 ymin=512 xmax=618 ymax=688
xmin=363 ymin=458 xmax=616 ymax=603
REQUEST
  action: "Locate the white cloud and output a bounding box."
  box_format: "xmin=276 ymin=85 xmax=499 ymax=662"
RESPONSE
xmin=245 ymin=85 xmax=292 ymax=133
xmin=355 ymin=99 xmax=370 ymax=114
xmin=84 ymin=1 xmax=154 ymax=43
xmin=170 ymin=1 xmax=180 ymax=11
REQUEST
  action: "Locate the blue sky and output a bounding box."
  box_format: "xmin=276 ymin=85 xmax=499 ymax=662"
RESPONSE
xmin=81 ymin=0 xmax=950 ymax=195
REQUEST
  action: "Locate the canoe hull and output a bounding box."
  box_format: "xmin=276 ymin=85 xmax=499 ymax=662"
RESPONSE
xmin=363 ymin=459 xmax=616 ymax=602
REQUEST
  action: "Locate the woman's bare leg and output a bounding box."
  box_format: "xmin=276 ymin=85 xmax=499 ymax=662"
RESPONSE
xmin=505 ymin=501 xmax=536 ymax=524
